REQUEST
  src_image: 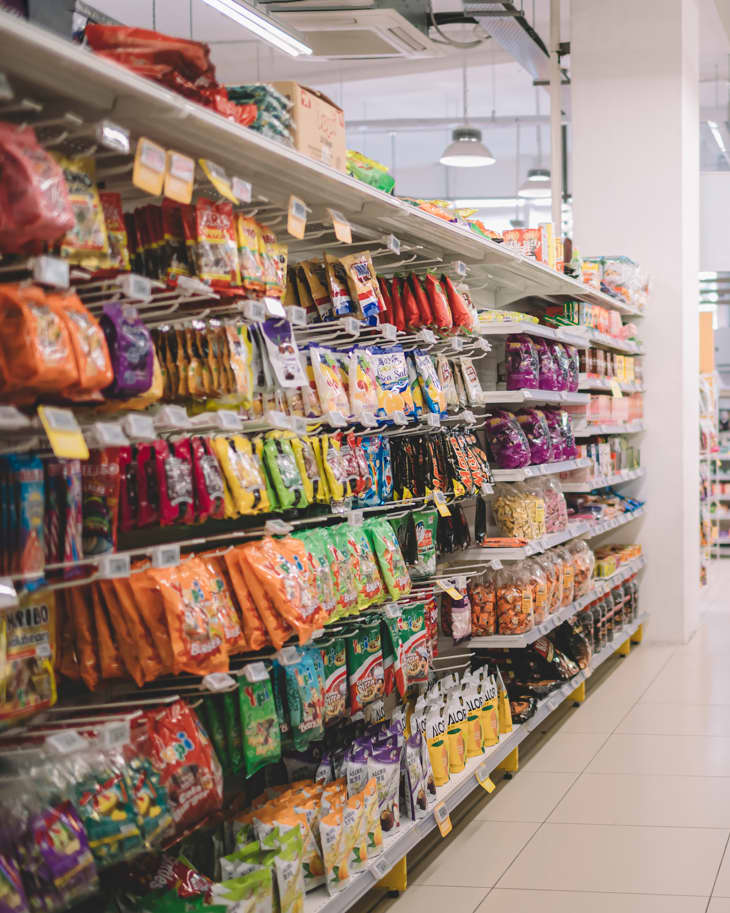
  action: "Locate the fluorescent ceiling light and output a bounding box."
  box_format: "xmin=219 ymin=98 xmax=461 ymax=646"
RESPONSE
xmin=518 ymin=167 xmax=551 ymax=198
xmin=453 ymin=197 xmax=550 ymax=209
xmin=200 ymin=0 xmax=312 ymax=56
xmin=440 ymin=127 xmax=495 ymax=168
xmin=707 ymin=120 xmax=729 ymax=160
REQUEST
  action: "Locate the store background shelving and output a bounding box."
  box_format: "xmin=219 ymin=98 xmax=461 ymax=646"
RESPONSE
xmin=0 ymin=10 xmax=650 ymax=913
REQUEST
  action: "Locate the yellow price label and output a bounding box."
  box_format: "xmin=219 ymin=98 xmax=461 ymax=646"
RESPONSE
xmin=287 ymin=196 xmax=308 ymax=239
xmin=133 ymin=137 xmax=166 ymax=196
xmin=433 ymin=490 xmax=451 ymax=517
xmin=37 ymin=406 xmax=89 ymax=460
xmin=609 ymin=378 xmax=623 ymax=398
xmin=436 ymin=579 xmax=463 ymax=601
xmin=433 ymin=801 xmax=452 ymax=837
xmin=164 ymin=151 xmax=195 ymax=204
xmin=328 ymin=208 xmax=352 ymax=244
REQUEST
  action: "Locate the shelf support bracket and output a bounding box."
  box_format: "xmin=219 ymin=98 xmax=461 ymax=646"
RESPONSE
xmin=569 ymin=681 xmax=586 ymax=703
xmin=497 ymin=746 xmax=519 ymax=773
xmin=631 ymin=624 xmax=644 ymax=644
xmin=615 ymin=638 xmax=631 ymax=657
xmin=377 ymin=856 xmax=407 ymax=893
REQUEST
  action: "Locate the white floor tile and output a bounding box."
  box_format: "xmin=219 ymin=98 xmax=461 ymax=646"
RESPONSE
xmin=380 ymin=885 xmax=488 ymax=913
xmin=475 ymin=771 xmax=577 ymax=823
xmin=477 ymin=890 xmax=708 ymax=913
xmin=640 ymin=658 xmax=730 ymax=705
xmin=711 ymin=842 xmax=730 ymax=897
xmin=412 ymin=820 xmax=539 ymax=888
xmin=549 ymin=772 xmax=730 ymax=828
xmin=497 ymin=822 xmax=728 ymax=895
xmin=586 ymin=733 xmax=730 ymax=777
xmin=618 ymin=702 xmax=730 ymax=736
xmin=521 ymin=732 xmax=607 ymax=773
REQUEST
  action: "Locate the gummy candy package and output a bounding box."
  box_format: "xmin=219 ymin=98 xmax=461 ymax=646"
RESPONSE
xmin=100 ymin=302 xmax=154 ymax=398
xmin=413 ymin=349 xmax=446 ymax=415
xmin=505 ymin=334 xmax=539 ymax=390
xmin=484 ymin=411 xmax=531 ymax=469
xmin=310 ymin=347 xmax=350 ymax=418
xmin=372 ymin=346 xmax=414 ymax=420
xmin=424 ymin=274 xmax=453 ymax=330
xmin=364 ymin=517 xmax=411 ymax=601
xmin=535 ymin=338 xmax=560 ymax=391
xmin=516 ymin=408 xmax=554 ymax=464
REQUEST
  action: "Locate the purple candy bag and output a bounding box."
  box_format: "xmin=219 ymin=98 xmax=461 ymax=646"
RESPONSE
xmin=548 ymin=342 xmax=570 ymax=391
xmin=565 ymin=345 xmax=580 ymax=392
xmin=516 ymin=408 xmax=554 ymax=464
xmin=535 ymin=338 xmax=560 ymax=391
xmin=484 ymin=411 xmax=531 ymax=468
xmin=505 ymin=334 xmax=539 ymax=390
xmin=559 ymin=409 xmax=577 ymax=459
xmin=542 ymin=407 xmax=567 ymax=461
xmin=100 ymin=302 xmax=154 ymax=397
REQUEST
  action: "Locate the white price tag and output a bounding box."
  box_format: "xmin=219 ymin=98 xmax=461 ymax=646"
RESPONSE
xmin=98 ymin=553 xmax=131 ymax=579
xmin=33 ymin=255 xmax=69 ymax=288
xmin=119 ymin=273 xmax=153 ymax=301
xmin=42 ymin=406 xmax=81 ymax=433
xmin=203 ymin=672 xmax=237 ymax=692
xmin=177 ymin=275 xmax=211 ymax=294
xmin=244 ymin=299 xmax=266 ymax=322
xmin=286 ymin=305 xmax=306 ymax=327
xmin=0 ymin=406 xmax=30 ymax=430
xmin=101 ymin=719 xmax=131 ymax=749
xmin=216 ymin=410 xmax=243 ymax=431
xmin=452 ymin=336 xmax=464 ymax=352
xmin=341 ymin=317 xmax=360 ymax=336
xmin=265 ymin=410 xmax=292 ymax=430
xmin=151 ymin=544 xmax=180 ymax=568
xmin=418 ymin=328 xmax=436 ymax=345
xmin=265 ymin=296 xmax=286 ymax=318
xmin=490 ymin=559 xmax=503 ymax=570
xmin=46 ymin=730 xmax=87 ymax=754
xmin=292 ymin=416 xmax=308 ymax=435
xmin=265 ymin=519 xmax=294 ymax=535
xmin=325 ymin=411 xmax=348 ymax=428
xmin=462 ymin=410 xmax=476 ymax=425
xmin=242 ymin=661 xmax=269 ymax=683
xmin=232 ymin=177 xmax=252 ymax=203
xmin=0 ymin=577 xmax=18 ymax=611
xmin=93 ymin=421 xmax=129 ymax=447
xmin=481 ymin=483 xmax=493 ymax=496
xmin=477 ymin=337 xmax=491 ymax=352
xmin=452 ymin=260 xmax=467 ymax=277
xmin=347 ymin=509 xmax=364 ymax=526
xmin=384 ymin=234 xmax=401 ymax=255
xmin=392 ymin=411 xmax=407 ymax=426
xmin=384 ymin=603 xmax=401 ymax=618
xmin=371 ymin=856 xmax=392 ymax=881
xmin=381 ymin=323 xmax=397 ymax=341
xmin=97 ymin=119 xmax=130 ymax=153
xmin=123 ymin=414 xmax=156 ymax=441
xmin=277 ymin=646 xmax=300 ymax=665
xmin=155 ymin=405 xmax=190 ymax=429
xmin=35 ymin=641 xmax=51 ymax=659
xmin=358 ymin=411 xmax=378 ymax=427
xmin=424 ymin=413 xmax=441 ymax=428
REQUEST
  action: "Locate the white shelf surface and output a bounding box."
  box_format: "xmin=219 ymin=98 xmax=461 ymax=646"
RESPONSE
xmin=0 ymin=11 xmax=646 ymax=317
xmin=578 ymin=374 xmax=644 ymax=394
xmin=470 ymin=556 xmax=646 ymax=648
xmin=301 ymin=611 xmax=648 ymax=913
xmin=480 ymin=390 xmax=590 ymax=406
xmin=449 ymin=507 xmax=645 ymax=565
xmin=476 ymin=321 xmax=589 ymax=348
xmin=574 ymin=421 xmax=645 ymax=438
xmin=560 ymin=466 xmax=645 ymax=492
xmin=491 ymin=457 xmax=592 ymax=483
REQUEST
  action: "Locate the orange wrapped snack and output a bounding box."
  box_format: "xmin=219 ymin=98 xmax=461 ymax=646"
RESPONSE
xmin=97 ymin=578 xmax=145 ymax=687
xmin=0 ymin=284 xmax=79 ymax=396
xmin=122 ymin=571 xmax=174 ymax=675
xmin=47 ymin=293 xmax=113 ymax=397
xmin=223 ymin=547 xmax=269 ymax=651
xmin=199 ymin=551 xmax=247 ymax=655
xmin=54 ymin=590 xmax=80 ymax=681
xmin=68 ymin=585 xmax=99 ymax=691
xmin=237 ymin=542 xmax=294 ymax=650
xmin=108 ymin=574 xmax=167 ymax=682
xmin=151 ymin=557 xmax=228 ymax=674
xmin=89 ymin=582 xmax=125 ymax=680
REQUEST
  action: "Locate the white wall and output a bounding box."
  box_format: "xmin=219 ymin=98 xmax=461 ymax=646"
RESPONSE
xmin=701 ymin=172 xmax=730 ymax=271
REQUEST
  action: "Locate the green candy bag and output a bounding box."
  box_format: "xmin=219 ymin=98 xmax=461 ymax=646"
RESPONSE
xmin=263 ymin=437 xmax=307 ymax=510
xmin=292 ymin=529 xmax=337 ymax=622
xmin=364 ymin=517 xmax=411 ymax=600
xmin=412 ymin=508 xmax=438 ymax=578
xmin=210 ymin=868 xmax=273 ymax=913
xmin=223 ymin=689 xmax=244 ymax=775
xmin=239 ymin=662 xmax=281 ymax=777
xmin=282 ymin=649 xmax=325 ymax=750
xmin=201 ymin=695 xmax=230 ymax=773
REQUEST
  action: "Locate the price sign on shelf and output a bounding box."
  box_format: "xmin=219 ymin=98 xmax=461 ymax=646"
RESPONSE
xmin=151 ymin=544 xmax=180 ymax=569
xmin=244 ymin=299 xmax=266 ymax=323
xmin=164 ymin=151 xmax=195 ymax=204
xmin=371 ymin=856 xmax=393 ymax=881
xmin=119 ymin=273 xmax=153 ymax=302
xmin=384 ymin=234 xmax=401 ymax=255
xmin=433 ymin=801 xmax=452 ymax=838
xmin=328 ymin=208 xmax=353 ymax=244
xmin=433 ymin=490 xmax=451 ymax=517
xmin=33 ymin=255 xmax=69 ymax=289
xmin=133 ymin=137 xmax=166 ymax=195
xmin=287 ymin=195 xmax=308 ymax=239
xmin=475 ymin=759 xmax=496 ymax=793
xmin=99 ymin=553 xmax=131 ymax=579
xmin=609 ymin=378 xmax=623 ymax=398
xmin=286 ymin=305 xmax=306 ymax=327
xmin=232 ymin=176 xmax=252 ymax=204
xmin=436 ymin=579 xmax=463 ymax=601
xmin=38 ymin=406 xmax=88 ymax=460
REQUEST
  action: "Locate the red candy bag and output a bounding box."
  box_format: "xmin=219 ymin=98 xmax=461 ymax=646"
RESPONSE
xmin=440 ymin=274 xmax=473 ymax=330
xmin=191 ymin=436 xmax=225 ymax=522
xmin=136 ymin=444 xmax=159 ymax=528
xmin=425 ymin=274 xmax=453 ymax=330
xmin=148 ymin=699 xmax=223 ymax=831
xmin=401 ymin=276 xmax=421 ymax=329
xmin=409 ymin=274 xmax=433 ymax=326
xmin=389 ymin=277 xmax=406 ymax=332
xmin=377 ymin=277 xmax=394 ymax=326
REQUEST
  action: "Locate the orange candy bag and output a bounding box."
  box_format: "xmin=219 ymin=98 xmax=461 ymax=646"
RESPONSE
xmin=151 ymin=557 xmax=228 ymax=675
xmin=223 ymin=547 xmax=270 ymax=651
xmin=89 ymin=582 xmax=125 ymax=681
xmin=199 ymin=551 xmax=247 ymax=655
xmin=121 ymin=571 xmax=174 ymax=676
xmin=68 ymin=585 xmax=99 ymax=691
xmin=47 ymin=293 xmax=113 ymax=397
xmin=237 ymin=542 xmax=294 ymax=650
xmin=97 ymin=578 xmax=145 ymax=687
xmin=0 ymin=284 xmax=79 ymax=396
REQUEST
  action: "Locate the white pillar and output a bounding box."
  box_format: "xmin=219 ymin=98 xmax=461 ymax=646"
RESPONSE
xmin=571 ymin=0 xmax=701 ymax=642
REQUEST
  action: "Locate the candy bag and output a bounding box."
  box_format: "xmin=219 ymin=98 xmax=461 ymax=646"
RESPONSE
xmin=505 ymin=334 xmax=539 ymax=390
xmin=388 ymin=277 xmax=406 ymax=332
xmin=425 ymin=274 xmax=453 ymax=329
xmin=48 ymin=294 xmax=113 ymax=398
xmin=364 ymin=518 xmax=411 ymax=601
xmin=413 ymin=349 xmax=446 ymax=415
xmin=484 ymin=411 xmax=531 ymax=469
xmin=100 ymin=302 xmax=154 ymax=397
xmin=345 ymin=621 xmax=385 ymax=715
xmin=57 ymin=155 xmax=110 ymax=267
xmin=310 ymin=347 xmax=350 ymax=418
xmin=323 ymin=253 xmax=354 ymax=317
xmin=373 ymin=346 xmax=414 ymax=420
xmin=239 ymin=663 xmax=281 ymax=776
xmin=340 ymin=251 xmax=380 ymax=325
xmin=347 ymin=347 xmax=380 ymax=420
xmin=408 ymin=275 xmax=433 ymax=326
xmin=535 ymin=338 xmax=560 ymax=391
xmin=283 ymin=650 xmax=325 ymax=749
xmin=81 ymin=448 xmax=121 ymax=556
xmin=516 ymin=407 xmax=554 ymax=464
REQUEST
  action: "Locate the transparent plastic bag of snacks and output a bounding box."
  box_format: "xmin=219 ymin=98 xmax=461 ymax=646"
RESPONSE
xmin=494 ymin=566 xmax=534 ymax=635
xmin=523 ymin=558 xmax=548 ymax=625
xmin=490 ymin=482 xmax=535 ymax=539
xmin=517 ymin=480 xmax=545 ymax=539
xmin=567 ymin=539 xmax=595 ymax=598
xmin=468 ymin=569 xmax=496 ymax=636
xmin=553 ymin=545 xmax=575 ymax=606
xmin=538 ymin=476 xmax=569 ymax=532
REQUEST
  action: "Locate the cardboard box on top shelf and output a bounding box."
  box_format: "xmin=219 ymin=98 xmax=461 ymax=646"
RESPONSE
xmin=538 ymin=222 xmax=556 ymax=269
xmin=272 ymin=82 xmax=347 ymax=172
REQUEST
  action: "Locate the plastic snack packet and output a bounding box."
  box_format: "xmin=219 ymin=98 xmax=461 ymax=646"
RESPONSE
xmin=261 ymin=319 xmax=307 ymax=388
xmin=324 ymin=253 xmax=355 ymax=316
xmin=372 ymin=346 xmax=414 ymax=420
xmin=239 ymin=663 xmax=281 ymax=776
xmin=347 ymin=347 xmax=380 ymax=420
xmin=424 ymin=274 xmax=453 ymax=329
xmin=345 ymin=620 xmax=385 ymax=714
xmin=310 ymin=347 xmax=350 ymax=418
xmin=47 ymin=294 xmax=113 ymax=398
xmin=409 ymin=275 xmax=433 ymax=326
xmin=340 ymin=251 xmax=380 ymax=325
xmin=319 ymin=806 xmax=349 ymax=896
xmin=56 ymin=155 xmax=110 ymax=267
xmin=413 ymin=350 xmax=446 ymax=414
xmin=364 ymin=517 xmax=411 ymax=600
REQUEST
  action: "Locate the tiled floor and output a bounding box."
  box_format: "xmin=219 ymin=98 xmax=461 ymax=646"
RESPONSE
xmin=375 ymin=565 xmax=730 ymax=913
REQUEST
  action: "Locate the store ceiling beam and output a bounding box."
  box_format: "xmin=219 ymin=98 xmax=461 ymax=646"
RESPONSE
xmin=345 ymin=113 xmax=551 ymax=131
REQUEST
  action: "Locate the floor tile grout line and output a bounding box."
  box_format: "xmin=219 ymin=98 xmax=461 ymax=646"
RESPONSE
xmin=706 ymin=830 xmax=730 ymax=912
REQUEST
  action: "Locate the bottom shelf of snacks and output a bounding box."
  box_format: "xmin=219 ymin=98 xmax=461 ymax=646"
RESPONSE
xmin=302 ymin=612 xmax=649 ymax=913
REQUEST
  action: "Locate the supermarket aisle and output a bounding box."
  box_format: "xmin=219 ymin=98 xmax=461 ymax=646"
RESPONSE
xmin=379 ymin=569 xmax=730 ymax=913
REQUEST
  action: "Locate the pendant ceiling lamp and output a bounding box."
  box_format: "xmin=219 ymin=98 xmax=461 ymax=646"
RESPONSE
xmin=440 ymin=59 xmax=495 ymax=168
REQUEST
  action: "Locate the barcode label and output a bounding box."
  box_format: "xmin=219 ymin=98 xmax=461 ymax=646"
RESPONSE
xmin=46 ymin=730 xmax=87 ymax=754
xmin=151 ymin=544 xmax=180 ymax=568
xmin=286 ymin=305 xmax=306 ymax=326
xmin=102 ymin=719 xmax=131 ymax=749
xmin=371 ymin=856 xmax=392 ymax=880
xmin=243 ymin=661 xmax=269 ymax=683
xmin=123 ymin=414 xmax=156 ymax=440
xmin=381 ymin=323 xmax=397 ymax=341
xmin=244 ymin=299 xmax=266 ymax=322
xmin=99 ymin=553 xmax=131 ymax=578
xmin=43 ymin=407 xmax=79 ymax=433
xmin=94 ymin=421 xmax=129 ymax=446
xmin=384 ymin=234 xmax=400 ymax=255
xmin=341 ymin=317 xmax=360 ymax=336
xmin=392 ymin=411 xmax=407 ymax=426
xmin=216 ymin=410 xmax=243 ymax=431
xmin=169 ymin=152 xmax=194 ymax=180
